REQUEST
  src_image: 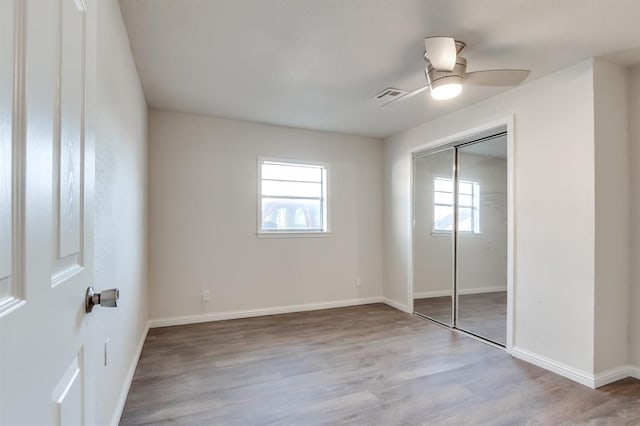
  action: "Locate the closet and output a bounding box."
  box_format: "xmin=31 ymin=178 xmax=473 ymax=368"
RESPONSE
xmin=412 ymin=132 xmax=508 ymax=346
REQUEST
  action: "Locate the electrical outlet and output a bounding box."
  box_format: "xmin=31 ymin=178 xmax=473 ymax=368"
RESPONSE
xmin=356 ymin=277 xmax=362 ymax=287
xmin=104 ymin=338 xmax=110 ymax=366
xmin=202 ymin=290 xmax=210 ymax=302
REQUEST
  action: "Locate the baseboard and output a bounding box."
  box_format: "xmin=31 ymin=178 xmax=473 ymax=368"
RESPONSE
xmin=413 ymin=286 xmax=506 ymax=299
xmin=593 ymin=365 xmax=639 ymax=388
xmin=511 ymin=346 xmax=596 ymax=388
xmin=149 ymin=297 xmax=384 ymax=328
xmin=109 ymin=322 xmax=149 ymax=426
xmin=382 ymin=297 xmax=411 ymax=313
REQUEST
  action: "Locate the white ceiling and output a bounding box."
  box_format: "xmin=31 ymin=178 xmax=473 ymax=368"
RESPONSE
xmin=118 ymin=0 xmax=640 ymax=139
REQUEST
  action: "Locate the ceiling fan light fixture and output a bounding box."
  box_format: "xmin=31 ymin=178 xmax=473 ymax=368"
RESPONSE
xmin=377 ymin=37 xmax=530 ymax=107
xmin=430 ymin=76 xmax=463 ymax=100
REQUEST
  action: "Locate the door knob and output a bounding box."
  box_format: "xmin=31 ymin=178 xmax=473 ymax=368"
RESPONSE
xmin=85 ymin=286 xmax=119 ymax=313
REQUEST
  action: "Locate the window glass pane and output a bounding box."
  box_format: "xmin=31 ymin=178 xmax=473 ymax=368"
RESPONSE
xmin=260 ymin=160 xmax=327 ymax=232
xmin=458 ymin=207 xmax=472 ymax=232
xmin=433 ymin=205 xmax=453 ymax=231
xmin=458 ymin=181 xmax=473 ymax=194
xmin=262 ymin=197 xmax=321 ymax=230
xmin=262 ymin=163 xmax=322 ymax=182
xmin=473 ymin=183 xmax=481 ymax=207
xmin=262 ymin=180 xmax=321 ymax=198
xmin=434 ymin=178 xmax=453 ymax=192
xmin=294 ymin=208 xmax=307 ymax=226
xmin=434 ymin=191 xmax=453 ymax=205
xmin=459 ymin=194 xmax=473 ymax=207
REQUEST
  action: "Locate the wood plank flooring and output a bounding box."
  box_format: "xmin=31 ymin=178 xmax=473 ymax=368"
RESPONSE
xmin=120 ymin=304 xmax=640 ymax=425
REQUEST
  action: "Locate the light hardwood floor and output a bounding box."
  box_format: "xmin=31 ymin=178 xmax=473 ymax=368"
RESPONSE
xmin=121 ymin=304 xmax=640 ymax=425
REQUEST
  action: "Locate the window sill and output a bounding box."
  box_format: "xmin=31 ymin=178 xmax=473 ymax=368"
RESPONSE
xmin=257 ymin=231 xmax=332 ymax=239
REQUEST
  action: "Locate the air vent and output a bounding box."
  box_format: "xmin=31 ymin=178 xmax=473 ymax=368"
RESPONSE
xmin=374 ymin=87 xmax=408 ymax=106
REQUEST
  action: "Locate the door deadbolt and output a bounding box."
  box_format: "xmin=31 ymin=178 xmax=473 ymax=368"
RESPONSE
xmin=85 ymin=286 xmax=119 ymax=313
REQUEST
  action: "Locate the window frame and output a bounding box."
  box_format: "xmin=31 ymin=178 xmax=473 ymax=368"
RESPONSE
xmin=432 ymin=176 xmax=481 ymax=235
xmin=257 ymin=157 xmax=330 ymax=237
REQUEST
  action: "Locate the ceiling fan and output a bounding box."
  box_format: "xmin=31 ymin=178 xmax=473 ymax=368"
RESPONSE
xmin=377 ymin=36 xmax=531 ymax=106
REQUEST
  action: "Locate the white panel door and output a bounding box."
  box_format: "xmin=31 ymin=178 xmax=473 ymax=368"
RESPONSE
xmin=0 ymin=0 xmax=98 ymax=424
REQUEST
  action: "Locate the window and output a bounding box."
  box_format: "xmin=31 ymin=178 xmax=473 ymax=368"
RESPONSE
xmin=259 ymin=159 xmax=328 ymax=233
xmin=433 ymin=177 xmax=480 ymax=233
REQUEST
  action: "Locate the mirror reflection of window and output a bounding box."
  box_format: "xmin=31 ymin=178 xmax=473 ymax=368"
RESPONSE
xmin=433 ymin=177 xmax=480 ymax=233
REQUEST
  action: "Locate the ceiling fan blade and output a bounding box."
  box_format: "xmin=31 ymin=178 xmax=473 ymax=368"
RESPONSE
xmin=381 ymin=84 xmax=430 ymax=106
xmin=424 ymin=37 xmax=457 ymax=72
xmin=465 ymin=69 xmax=531 ymax=87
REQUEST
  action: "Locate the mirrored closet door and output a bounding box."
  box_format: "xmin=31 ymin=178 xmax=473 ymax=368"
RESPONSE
xmin=413 ymin=148 xmax=455 ymax=326
xmin=413 ymin=133 xmax=508 ymax=346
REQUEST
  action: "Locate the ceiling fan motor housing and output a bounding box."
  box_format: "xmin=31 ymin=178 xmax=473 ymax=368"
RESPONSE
xmin=425 ymin=56 xmax=467 ymax=90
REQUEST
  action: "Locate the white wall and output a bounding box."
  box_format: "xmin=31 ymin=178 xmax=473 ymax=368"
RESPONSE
xmin=630 ymin=64 xmax=640 ymax=367
xmin=592 ymin=59 xmax=630 ymax=374
xmin=148 ymin=111 xmax=383 ymax=323
xmin=94 ymin=1 xmax=148 ymax=424
xmin=384 ymin=60 xmax=597 ymax=374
